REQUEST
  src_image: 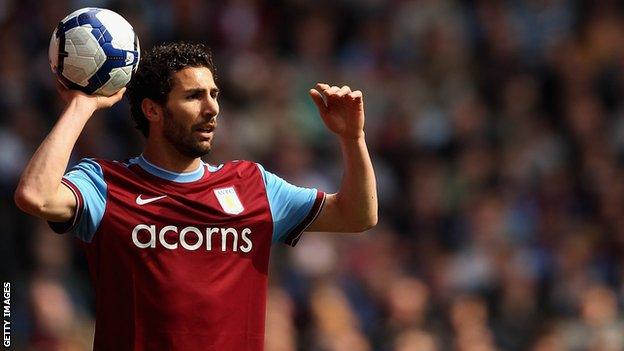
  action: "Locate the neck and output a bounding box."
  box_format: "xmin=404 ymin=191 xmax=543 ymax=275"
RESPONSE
xmin=143 ymin=135 xmax=202 ymax=173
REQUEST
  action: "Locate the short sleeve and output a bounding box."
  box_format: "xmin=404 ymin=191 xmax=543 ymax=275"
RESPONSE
xmin=48 ymin=158 xmax=107 ymax=243
xmin=256 ymin=164 xmax=325 ymax=246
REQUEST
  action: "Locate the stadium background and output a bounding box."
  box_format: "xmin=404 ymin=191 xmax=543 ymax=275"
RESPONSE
xmin=1 ymin=0 xmax=624 ymax=350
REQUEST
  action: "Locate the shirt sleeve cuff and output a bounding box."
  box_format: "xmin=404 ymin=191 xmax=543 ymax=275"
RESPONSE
xmin=47 ymin=178 xmax=84 ymax=234
xmin=283 ymin=191 xmax=326 ymax=247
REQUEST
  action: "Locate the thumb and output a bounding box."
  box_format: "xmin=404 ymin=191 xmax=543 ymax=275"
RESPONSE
xmin=108 ymin=87 xmax=127 ymax=102
xmin=98 ymin=87 xmax=127 ymax=108
xmin=309 ymin=89 xmax=327 ymax=114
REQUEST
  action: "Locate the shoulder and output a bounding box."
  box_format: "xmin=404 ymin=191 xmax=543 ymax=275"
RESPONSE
xmin=70 ymin=157 xmax=124 ymax=170
xmin=66 ymin=158 xmax=105 ymax=178
xmin=101 ymin=156 xmax=156 ymax=174
xmin=211 ymin=160 xmax=264 ymax=178
xmin=205 ymin=160 xmax=275 ymax=189
xmin=68 ymin=157 xmax=140 ymax=182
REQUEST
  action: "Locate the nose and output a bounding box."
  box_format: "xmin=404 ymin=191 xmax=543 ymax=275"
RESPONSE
xmin=203 ymin=96 xmax=219 ymax=118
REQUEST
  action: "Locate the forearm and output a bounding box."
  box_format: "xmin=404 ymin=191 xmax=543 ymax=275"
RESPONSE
xmin=306 ymin=83 xmax=377 ymax=232
xmin=334 ymin=135 xmax=378 ymax=230
xmin=16 ymin=99 xmax=94 ymax=205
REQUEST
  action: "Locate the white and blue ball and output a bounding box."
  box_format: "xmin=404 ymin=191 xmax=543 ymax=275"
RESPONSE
xmin=49 ymin=8 xmax=140 ymax=96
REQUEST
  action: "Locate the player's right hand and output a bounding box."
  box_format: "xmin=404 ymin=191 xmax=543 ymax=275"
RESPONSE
xmin=56 ymin=79 xmax=126 ymax=112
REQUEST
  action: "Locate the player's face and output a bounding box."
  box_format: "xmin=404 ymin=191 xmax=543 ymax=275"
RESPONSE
xmin=162 ymin=66 xmax=219 ymax=158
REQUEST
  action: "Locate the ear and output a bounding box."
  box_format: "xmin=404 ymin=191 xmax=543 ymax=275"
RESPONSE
xmin=141 ymin=98 xmax=163 ymax=122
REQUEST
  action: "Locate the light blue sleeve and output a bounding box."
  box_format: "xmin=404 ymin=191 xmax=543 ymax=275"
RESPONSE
xmin=48 ymin=158 xmax=107 ymax=243
xmin=256 ymin=164 xmax=320 ymax=244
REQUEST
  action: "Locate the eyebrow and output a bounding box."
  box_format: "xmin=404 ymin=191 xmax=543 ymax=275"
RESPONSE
xmin=184 ymin=87 xmax=219 ymax=94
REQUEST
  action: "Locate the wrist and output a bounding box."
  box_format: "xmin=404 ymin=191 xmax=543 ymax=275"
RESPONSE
xmin=338 ymin=132 xmax=366 ymax=143
xmin=67 ymin=96 xmax=97 ymax=115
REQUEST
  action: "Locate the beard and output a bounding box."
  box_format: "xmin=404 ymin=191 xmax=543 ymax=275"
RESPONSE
xmin=162 ymin=108 xmax=213 ymax=159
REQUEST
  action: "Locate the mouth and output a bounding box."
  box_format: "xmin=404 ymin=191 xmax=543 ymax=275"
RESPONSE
xmin=195 ymin=125 xmax=216 ymax=138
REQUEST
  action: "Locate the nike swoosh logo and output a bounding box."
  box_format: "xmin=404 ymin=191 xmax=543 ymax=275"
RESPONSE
xmin=136 ymin=194 xmax=168 ymax=205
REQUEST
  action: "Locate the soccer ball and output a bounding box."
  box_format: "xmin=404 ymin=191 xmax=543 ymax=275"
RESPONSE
xmin=49 ymin=8 xmax=140 ymax=96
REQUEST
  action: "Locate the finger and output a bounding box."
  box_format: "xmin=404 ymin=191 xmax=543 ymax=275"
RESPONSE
xmin=109 ymin=87 xmax=126 ymax=100
xmin=337 ymin=85 xmax=351 ymax=97
xmin=327 ymin=86 xmax=340 ymax=95
xmin=316 ymin=83 xmax=331 ymax=92
xmin=116 ymin=87 xmax=127 ymax=98
xmin=55 ymin=79 xmax=68 ymax=93
xmin=100 ymin=87 xmax=127 ymax=106
xmin=348 ymin=90 xmax=362 ymax=101
xmin=309 ymin=89 xmax=327 ymax=112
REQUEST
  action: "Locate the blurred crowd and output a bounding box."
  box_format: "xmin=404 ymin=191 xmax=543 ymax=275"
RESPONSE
xmin=1 ymin=0 xmax=624 ymax=350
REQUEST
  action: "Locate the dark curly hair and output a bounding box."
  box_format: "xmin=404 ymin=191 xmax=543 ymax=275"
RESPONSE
xmin=127 ymin=42 xmax=216 ymax=137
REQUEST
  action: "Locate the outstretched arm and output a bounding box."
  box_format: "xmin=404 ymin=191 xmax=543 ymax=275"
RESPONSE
xmin=306 ymin=83 xmax=378 ymax=232
xmin=14 ymin=83 xmax=125 ymax=221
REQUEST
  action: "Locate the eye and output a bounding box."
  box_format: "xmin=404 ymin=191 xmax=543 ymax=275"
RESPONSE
xmin=186 ymin=92 xmax=201 ymax=100
xmin=211 ymin=90 xmax=219 ymax=99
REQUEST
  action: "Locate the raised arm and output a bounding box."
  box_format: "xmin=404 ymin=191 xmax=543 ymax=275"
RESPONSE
xmin=13 ymin=83 xmax=125 ymax=221
xmin=306 ymin=83 xmax=378 ymax=233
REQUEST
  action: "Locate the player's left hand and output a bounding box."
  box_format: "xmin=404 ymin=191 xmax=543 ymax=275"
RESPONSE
xmin=310 ymin=83 xmax=365 ymax=140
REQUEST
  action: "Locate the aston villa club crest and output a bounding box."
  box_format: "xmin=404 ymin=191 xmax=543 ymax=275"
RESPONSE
xmin=213 ymin=187 xmax=244 ymax=215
